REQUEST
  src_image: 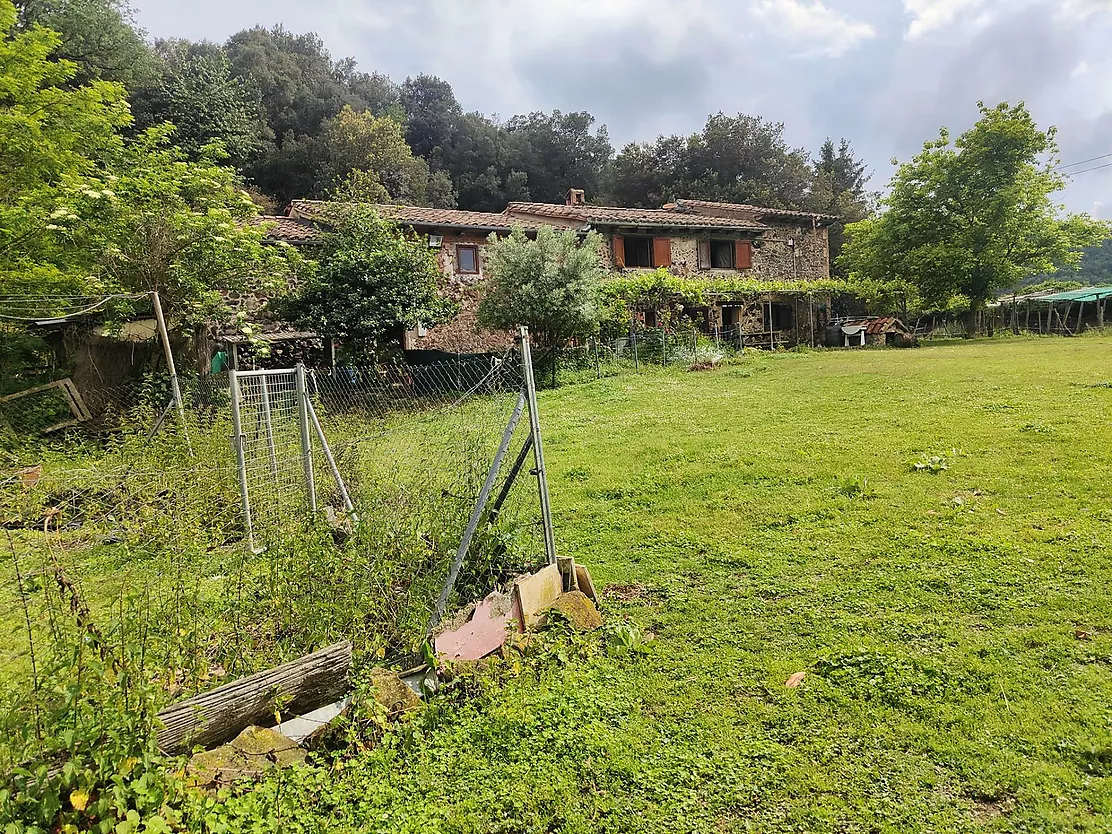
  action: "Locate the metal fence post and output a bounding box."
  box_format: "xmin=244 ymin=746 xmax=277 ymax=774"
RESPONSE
xmin=305 ymin=396 xmax=357 ymax=520
xmin=631 ymin=320 xmax=640 ymax=371
xmin=228 ymin=368 xmax=257 ymax=552
xmin=662 ymin=328 xmax=667 ymax=367
xmin=768 ymin=299 xmax=775 ymax=351
xmin=295 ymin=364 xmax=317 ymax=513
xmin=151 ymin=290 xmax=193 ymax=456
xmin=594 ymin=336 xmax=601 ymax=379
xmin=428 ymin=392 xmax=526 ymax=630
xmin=519 ymin=327 xmax=557 ymax=566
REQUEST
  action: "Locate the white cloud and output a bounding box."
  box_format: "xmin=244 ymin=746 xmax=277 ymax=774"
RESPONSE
xmin=1058 ymin=0 xmax=1112 ymax=22
xmin=751 ymin=0 xmax=876 ymax=57
xmin=904 ymin=0 xmax=988 ymax=39
xmin=904 ymin=0 xmax=1112 ymax=39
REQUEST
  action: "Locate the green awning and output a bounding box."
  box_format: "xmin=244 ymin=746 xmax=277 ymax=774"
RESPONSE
xmin=1032 ymin=287 xmax=1112 ymax=303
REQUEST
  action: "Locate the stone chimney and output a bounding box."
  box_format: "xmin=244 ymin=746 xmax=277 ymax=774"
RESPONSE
xmin=565 ymin=188 xmax=586 ymax=206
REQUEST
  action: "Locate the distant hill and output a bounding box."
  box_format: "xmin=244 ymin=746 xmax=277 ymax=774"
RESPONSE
xmin=1017 ymin=240 xmax=1112 ymax=290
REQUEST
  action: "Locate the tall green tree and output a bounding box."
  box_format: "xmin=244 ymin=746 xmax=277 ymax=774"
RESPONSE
xmin=840 ymin=102 xmax=1109 ymax=334
xmin=685 ymin=113 xmax=813 ymax=208
xmin=223 ymin=26 xmax=400 ymax=202
xmin=605 ymin=136 xmax=688 ymax=208
xmin=400 ymin=74 xmax=462 ymax=160
xmin=316 ymin=105 xmax=439 ymax=205
xmin=606 ymin=114 xmax=815 ymax=210
xmin=132 ymin=39 xmax=270 ymax=167
xmin=14 ymin=0 xmax=157 ymax=87
xmin=441 ymin=111 xmax=529 ymax=212
xmin=504 ymin=110 xmax=612 ymax=204
xmin=809 ymin=138 xmax=874 ymax=277
xmin=59 ymin=127 xmax=301 ymax=324
xmin=278 ymin=207 xmax=455 ymax=360
xmin=0 ymin=0 xmax=131 ymax=294
xmin=0 ymin=0 xmax=300 ymax=321
xmin=477 ymin=226 xmax=604 ymax=355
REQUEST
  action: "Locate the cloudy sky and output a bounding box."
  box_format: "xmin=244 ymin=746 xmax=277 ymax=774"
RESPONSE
xmin=133 ymin=0 xmax=1112 ymax=217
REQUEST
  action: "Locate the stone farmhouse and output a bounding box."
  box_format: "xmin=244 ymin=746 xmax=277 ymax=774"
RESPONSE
xmin=261 ymin=190 xmax=837 ymax=355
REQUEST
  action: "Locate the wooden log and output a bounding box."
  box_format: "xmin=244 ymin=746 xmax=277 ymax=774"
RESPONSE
xmin=156 ymin=640 xmax=352 ymax=754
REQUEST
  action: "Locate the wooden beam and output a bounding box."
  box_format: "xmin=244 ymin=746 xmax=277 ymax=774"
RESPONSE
xmin=156 ymin=641 xmax=352 ymax=754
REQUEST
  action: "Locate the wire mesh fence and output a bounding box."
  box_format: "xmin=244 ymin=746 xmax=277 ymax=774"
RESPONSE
xmin=551 ymin=324 xmax=757 ymax=384
xmin=2 ymin=333 xmax=549 ymax=701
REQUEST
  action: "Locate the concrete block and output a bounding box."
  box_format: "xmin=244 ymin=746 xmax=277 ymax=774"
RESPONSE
xmin=575 ymin=564 xmax=597 ymax=601
xmin=513 ymin=563 xmax=564 ymax=630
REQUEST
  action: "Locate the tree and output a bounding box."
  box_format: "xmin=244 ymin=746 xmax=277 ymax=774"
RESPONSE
xmin=224 ymin=26 xmax=360 ymax=142
xmin=0 ymin=0 xmax=131 ymax=294
xmin=132 ymin=40 xmax=270 ymax=167
xmin=14 ymin=0 xmax=157 ymax=87
xmin=685 ymin=113 xmax=813 ymax=208
xmin=606 ymin=114 xmax=816 ymax=210
xmin=442 ymin=112 xmax=530 ymax=212
xmin=606 ymin=138 xmax=685 ymax=208
xmin=316 ymin=106 xmax=433 ymax=203
xmin=809 ymin=138 xmax=874 ymax=277
xmin=223 ymin=26 xmax=400 ymax=202
xmin=504 ymin=110 xmax=612 ymax=204
xmin=841 ymin=102 xmax=1109 ymax=334
xmin=400 ymin=74 xmax=462 ymax=159
xmin=278 ymin=207 xmax=456 ymax=360
xmin=0 ymin=0 xmax=300 ymax=320
xmin=61 ymin=128 xmax=302 ymax=324
xmin=477 ymin=226 xmax=604 ymax=361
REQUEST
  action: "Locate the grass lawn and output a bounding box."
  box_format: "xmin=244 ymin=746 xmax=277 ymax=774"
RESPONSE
xmin=201 ymin=334 xmax=1112 ymax=832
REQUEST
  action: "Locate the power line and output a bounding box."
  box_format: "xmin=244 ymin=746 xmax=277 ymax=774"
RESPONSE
xmin=1064 ymin=161 xmax=1112 ymax=177
xmin=1058 ymin=151 xmax=1112 ymax=170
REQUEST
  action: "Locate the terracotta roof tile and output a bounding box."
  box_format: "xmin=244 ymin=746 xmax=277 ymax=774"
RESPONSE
xmin=504 ymin=202 xmax=768 ymax=230
xmin=252 ymin=215 xmax=321 ymax=243
xmin=835 ymin=317 xmax=911 ymax=335
xmin=289 ymin=200 xmax=559 ymax=232
xmin=666 ymin=199 xmax=839 ymax=224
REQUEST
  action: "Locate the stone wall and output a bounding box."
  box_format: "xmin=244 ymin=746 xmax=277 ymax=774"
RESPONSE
xmin=405 ymin=231 xmax=513 ymax=354
xmin=412 ymin=219 xmax=831 ymax=354
xmin=607 ymin=221 xmax=829 ymax=282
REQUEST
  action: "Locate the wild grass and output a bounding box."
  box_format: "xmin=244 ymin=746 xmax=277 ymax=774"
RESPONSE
xmin=213 ymin=335 xmax=1112 ymax=832
xmin=6 ymin=334 xmax=1112 ymax=831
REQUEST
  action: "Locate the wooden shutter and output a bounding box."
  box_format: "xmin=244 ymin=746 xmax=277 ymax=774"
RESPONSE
xmin=612 ymin=235 xmax=625 ymax=268
xmin=697 ymin=241 xmax=711 ymax=270
xmin=653 ymin=237 xmax=672 ymax=269
xmin=735 ymin=240 xmax=753 ymax=270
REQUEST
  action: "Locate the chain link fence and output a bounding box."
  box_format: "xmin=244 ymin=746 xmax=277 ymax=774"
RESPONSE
xmin=2 ymin=332 xmax=548 ymax=699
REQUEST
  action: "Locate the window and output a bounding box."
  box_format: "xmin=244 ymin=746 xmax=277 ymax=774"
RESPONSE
xmin=767 ymin=303 xmax=794 ymax=331
xmin=710 ymin=240 xmax=735 ymax=269
xmin=623 ymin=236 xmax=654 ymax=268
xmin=699 ymin=240 xmax=752 ymax=270
xmin=457 ymin=244 xmax=479 ymax=274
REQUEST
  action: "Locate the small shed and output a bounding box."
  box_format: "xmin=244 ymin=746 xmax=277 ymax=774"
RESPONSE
xmin=824 ymin=317 xmax=915 ymax=348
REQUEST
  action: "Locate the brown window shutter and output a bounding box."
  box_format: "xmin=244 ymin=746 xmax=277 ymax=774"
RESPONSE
xmin=697 ymin=241 xmax=711 ymax=270
xmin=735 ymin=240 xmax=753 ymax=270
xmin=612 ymin=235 xmax=625 ymax=268
xmin=653 ymin=237 xmax=672 ymax=268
